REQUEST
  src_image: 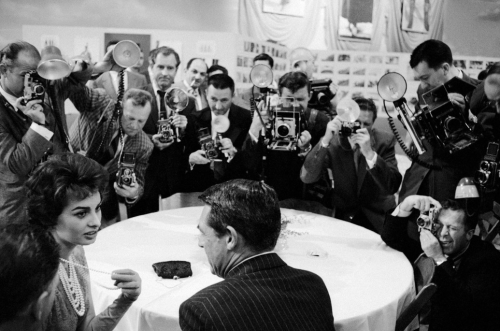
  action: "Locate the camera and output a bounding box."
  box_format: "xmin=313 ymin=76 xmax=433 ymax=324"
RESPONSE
xmin=339 ymin=121 xmax=361 ymax=137
xmin=416 ymin=206 xmax=441 ymax=236
xmin=475 ymin=142 xmax=500 ymax=189
xmin=158 ymin=117 xmax=176 ymax=143
xmin=22 ymin=70 xmax=45 ymax=106
xmin=116 ymin=152 xmax=136 ymax=188
xmin=268 ymin=97 xmax=303 ymax=151
xmin=308 ymin=79 xmax=335 ymax=112
xmin=199 ymin=128 xmax=222 ymax=160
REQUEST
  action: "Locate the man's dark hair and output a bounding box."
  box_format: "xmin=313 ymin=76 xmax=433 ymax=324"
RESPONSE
xmin=199 ymin=179 xmax=281 ymax=252
xmin=208 ymin=74 xmax=235 ymax=94
xmin=253 ymin=53 xmax=274 ymax=69
xmin=123 ymin=88 xmax=152 ymax=107
xmin=0 ymin=41 xmax=40 ymax=68
xmin=25 ymin=153 xmax=108 ymax=229
xmin=207 ymin=64 xmax=228 ymax=77
xmin=0 ymin=224 xmax=59 ymax=323
xmin=354 ymin=97 xmax=378 ymax=122
xmin=149 ymin=46 xmax=181 ymax=68
xmin=278 ymin=71 xmax=311 ymax=94
xmin=186 ymin=58 xmax=208 ymax=71
xmin=438 ymin=199 xmax=478 ymax=232
xmin=105 ymin=40 xmax=120 ymax=50
xmin=410 ymin=39 xmax=453 ymax=70
xmin=486 ymin=62 xmax=500 ymax=77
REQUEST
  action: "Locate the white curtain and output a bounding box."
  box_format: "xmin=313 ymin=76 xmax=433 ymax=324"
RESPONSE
xmin=238 ymin=0 xmax=323 ymax=48
xmin=385 ymin=0 xmax=445 ymax=53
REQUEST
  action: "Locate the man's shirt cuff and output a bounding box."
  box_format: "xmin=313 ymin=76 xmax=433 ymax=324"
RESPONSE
xmin=391 ymin=204 xmax=412 ymax=218
xmin=31 ymin=123 xmax=53 ymax=141
xmin=366 ymin=152 xmax=378 ymax=169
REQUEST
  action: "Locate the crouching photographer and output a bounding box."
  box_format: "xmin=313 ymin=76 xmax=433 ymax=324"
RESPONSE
xmin=381 ymin=195 xmax=500 ymax=331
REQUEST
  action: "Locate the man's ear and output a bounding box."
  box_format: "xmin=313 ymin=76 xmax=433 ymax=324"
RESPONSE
xmin=225 ymin=225 xmax=240 ymax=251
xmin=466 ymin=228 xmax=474 ymax=242
xmin=0 ymin=63 xmax=8 ymax=75
xmin=442 ymin=62 xmax=451 ymax=75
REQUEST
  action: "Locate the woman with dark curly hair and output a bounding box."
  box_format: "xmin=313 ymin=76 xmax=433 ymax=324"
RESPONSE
xmin=25 ymin=153 xmax=142 ymax=331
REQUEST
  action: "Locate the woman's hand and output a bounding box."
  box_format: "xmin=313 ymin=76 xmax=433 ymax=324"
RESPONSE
xmin=112 ymin=269 xmax=142 ymax=301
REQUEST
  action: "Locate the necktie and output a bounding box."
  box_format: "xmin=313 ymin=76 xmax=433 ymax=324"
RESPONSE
xmin=157 ymin=90 xmax=168 ymax=119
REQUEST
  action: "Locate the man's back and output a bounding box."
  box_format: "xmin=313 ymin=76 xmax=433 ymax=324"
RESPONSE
xmin=179 ymin=253 xmax=335 ymax=331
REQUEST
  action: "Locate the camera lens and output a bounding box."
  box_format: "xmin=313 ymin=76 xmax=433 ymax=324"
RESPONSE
xmin=33 ymin=85 xmax=45 ymax=96
xmin=480 ymin=161 xmax=491 ymax=172
xmin=277 ymin=124 xmax=290 ymax=137
xmin=416 ymin=217 xmax=426 ymax=227
xmin=475 ymin=170 xmax=489 ymax=184
xmin=317 ymin=92 xmax=328 ymax=105
xmin=443 ymin=116 xmax=461 ymax=133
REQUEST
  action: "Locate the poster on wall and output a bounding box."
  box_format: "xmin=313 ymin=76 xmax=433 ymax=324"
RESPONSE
xmin=339 ymin=0 xmax=373 ymax=41
xmin=262 ymin=0 xmax=306 ymax=17
xmin=73 ymin=37 xmax=100 ymax=63
xmin=402 ymin=0 xmax=431 ymax=33
xmin=105 ymin=33 xmax=151 ymax=73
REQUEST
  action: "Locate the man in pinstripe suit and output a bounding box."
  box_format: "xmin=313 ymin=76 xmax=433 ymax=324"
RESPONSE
xmin=179 ymin=179 xmax=335 ymax=331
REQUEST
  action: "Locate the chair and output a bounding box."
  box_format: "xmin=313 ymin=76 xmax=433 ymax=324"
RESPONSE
xmin=395 ymin=254 xmax=438 ymax=331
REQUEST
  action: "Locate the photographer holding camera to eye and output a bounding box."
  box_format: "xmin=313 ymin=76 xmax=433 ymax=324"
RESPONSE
xmin=301 ymin=97 xmax=401 ymax=233
xmin=381 ymin=195 xmax=500 ymax=331
xmin=0 ymin=40 xmax=114 ymax=225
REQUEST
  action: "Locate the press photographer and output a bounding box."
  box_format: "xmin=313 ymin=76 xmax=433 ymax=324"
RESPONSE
xmin=69 ymin=87 xmax=153 ymax=224
xmin=398 ymin=40 xmax=483 ymax=203
xmin=289 ymin=47 xmax=338 ymax=117
xmin=242 ymin=71 xmax=329 ymax=202
xmin=381 ymin=195 xmax=500 ymax=331
xmin=301 ymin=97 xmax=401 ymax=232
xmin=0 ymin=40 xmax=112 ymax=224
xmin=185 ymin=74 xmax=251 ymax=192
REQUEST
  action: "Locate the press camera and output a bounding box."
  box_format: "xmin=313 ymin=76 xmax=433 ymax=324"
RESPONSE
xmin=199 ymin=128 xmax=222 ymax=160
xmin=475 ymin=141 xmax=500 ymax=189
xmin=22 ymin=70 xmax=45 ymax=106
xmin=157 ymin=87 xmax=189 ymax=143
xmin=116 ymin=152 xmax=136 ymax=188
xmin=158 ymin=117 xmax=176 ymax=143
xmin=308 ymin=79 xmax=335 ymax=112
xmin=267 ymin=97 xmax=303 ymax=151
xmin=416 ymin=206 xmax=441 ymax=236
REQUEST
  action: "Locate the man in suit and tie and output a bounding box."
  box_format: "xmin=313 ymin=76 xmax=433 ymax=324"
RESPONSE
xmin=0 ymin=41 xmax=96 ymax=224
xmin=179 ymin=179 xmax=335 ymax=331
xmin=91 ymin=40 xmax=147 ymax=101
xmin=129 ymin=46 xmax=197 ymax=217
xmin=301 ymin=97 xmax=402 ymax=233
xmin=69 ymin=87 xmax=153 ymax=223
xmin=185 ymin=74 xmax=252 ymax=192
xmin=172 ymin=58 xmax=208 ymax=111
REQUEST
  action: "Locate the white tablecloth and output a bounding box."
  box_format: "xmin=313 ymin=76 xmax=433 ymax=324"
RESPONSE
xmin=85 ymin=207 xmax=416 ymax=331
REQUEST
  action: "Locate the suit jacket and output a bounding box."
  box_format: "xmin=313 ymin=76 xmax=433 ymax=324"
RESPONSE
xmin=179 ymin=253 xmax=335 ymax=331
xmin=381 ymin=213 xmax=500 ymax=331
xmin=242 ymin=108 xmax=330 ymax=200
xmin=301 ymin=128 xmax=401 ymax=232
xmin=399 ymin=72 xmax=482 ymax=203
xmin=171 ymin=80 xmax=208 ymax=111
xmin=136 ymin=84 xmax=197 ymax=201
xmin=185 ymin=103 xmax=252 ymax=192
xmin=470 ymin=80 xmax=500 ymax=141
xmin=0 ymin=68 xmax=91 ymax=225
xmin=68 ymin=86 xmax=153 ymax=200
xmin=92 ymin=71 xmax=147 ymax=100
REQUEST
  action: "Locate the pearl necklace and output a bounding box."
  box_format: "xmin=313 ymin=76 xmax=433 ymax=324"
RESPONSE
xmin=59 ymin=257 xmax=119 ymax=291
xmin=58 ymin=256 xmax=86 ymax=316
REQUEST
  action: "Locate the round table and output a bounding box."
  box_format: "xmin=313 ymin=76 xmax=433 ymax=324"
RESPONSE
xmin=85 ymin=207 xmax=417 ymax=331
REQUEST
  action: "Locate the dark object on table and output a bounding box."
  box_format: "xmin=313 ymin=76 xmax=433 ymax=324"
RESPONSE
xmin=152 ymin=261 xmax=192 ymax=279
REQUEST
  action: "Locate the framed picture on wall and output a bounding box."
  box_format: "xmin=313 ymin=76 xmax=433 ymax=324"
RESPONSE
xmin=402 ymin=0 xmax=431 ymax=33
xmin=339 ymin=0 xmax=373 ymax=41
xmin=262 ymin=0 xmax=306 ymax=17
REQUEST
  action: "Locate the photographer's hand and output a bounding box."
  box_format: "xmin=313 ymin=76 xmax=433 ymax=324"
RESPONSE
xmin=420 ymin=229 xmax=446 ymax=262
xmin=15 ymin=98 xmax=46 ymax=125
xmin=321 ymin=117 xmax=341 ymax=146
xmin=351 ymin=128 xmax=375 ymax=160
xmin=219 ymin=138 xmax=237 ymax=158
xmin=152 ymin=134 xmax=174 ymax=151
xmin=114 ymin=173 xmax=139 ymax=199
xmin=249 ymin=100 xmax=269 ymax=139
xmin=189 ymin=150 xmax=211 ymax=165
xmin=298 ymin=130 xmax=312 ymax=150
xmin=93 ymin=46 xmax=123 ymax=73
xmin=171 ymin=114 xmax=187 ymax=131
xmin=448 ymin=93 xmax=465 ymax=112
xmin=398 ymin=195 xmax=442 ymax=217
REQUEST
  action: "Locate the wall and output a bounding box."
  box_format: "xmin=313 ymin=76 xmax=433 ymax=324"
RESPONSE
xmin=0 ymin=0 xmax=239 ymax=48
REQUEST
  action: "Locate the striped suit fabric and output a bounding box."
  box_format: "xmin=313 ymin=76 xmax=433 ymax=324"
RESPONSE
xmin=179 ymin=253 xmax=335 ymax=331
